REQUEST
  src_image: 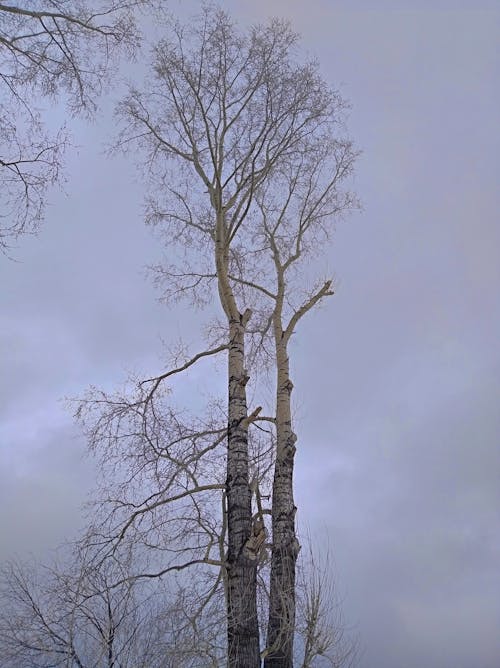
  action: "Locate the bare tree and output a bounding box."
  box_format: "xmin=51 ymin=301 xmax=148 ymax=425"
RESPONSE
xmin=220 ymin=135 xmax=358 ymax=667
xmin=73 ymin=345 xmax=266 ymax=666
xmin=0 ymin=546 xmax=169 ymax=667
xmin=112 ymin=6 xmax=348 ymax=664
xmin=1 ymin=3 xmax=359 ymax=666
xmin=0 ymin=1 xmax=149 ymax=250
xmin=295 ymin=543 xmax=358 ymax=668
xmin=0 ymin=531 xmax=356 ymax=667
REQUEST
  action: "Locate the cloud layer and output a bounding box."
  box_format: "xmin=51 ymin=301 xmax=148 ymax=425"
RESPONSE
xmin=1 ymin=2 xmax=498 ymax=666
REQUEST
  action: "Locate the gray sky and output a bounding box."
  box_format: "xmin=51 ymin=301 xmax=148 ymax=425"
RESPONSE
xmin=1 ymin=2 xmax=499 ymax=666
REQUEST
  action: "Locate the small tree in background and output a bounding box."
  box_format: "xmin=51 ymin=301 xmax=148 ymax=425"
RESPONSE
xmin=0 ymin=547 xmax=172 ymax=668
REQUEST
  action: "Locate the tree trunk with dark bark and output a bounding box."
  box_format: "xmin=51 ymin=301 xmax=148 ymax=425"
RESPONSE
xmin=226 ymin=315 xmax=260 ymax=667
xmin=264 ymin=339 xmax=300 ymax=668
xmin=216 ymin=215 xmax=260 ymax=667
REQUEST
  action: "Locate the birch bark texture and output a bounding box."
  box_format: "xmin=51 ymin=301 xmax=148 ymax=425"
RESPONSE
xmin=231 ymin=140 xmax=357 ymax=667
xmin=217 ymin=211 xmax=260 ymax=664
xmin=114 ymin=6 xmax=354 ymax=665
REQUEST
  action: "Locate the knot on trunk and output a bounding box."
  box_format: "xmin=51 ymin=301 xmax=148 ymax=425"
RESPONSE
xmin=243 ymin=518 xmax=267 ymax=561
xmin=240 ymin=308 xmax=252 ymax=326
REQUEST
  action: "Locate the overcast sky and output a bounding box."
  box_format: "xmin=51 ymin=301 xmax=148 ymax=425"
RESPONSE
xmin=1 ymin=2 xmax=499 ymax=667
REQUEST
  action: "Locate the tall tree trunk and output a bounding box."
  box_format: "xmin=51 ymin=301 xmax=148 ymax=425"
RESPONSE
xmin=216 ymin=215 xmax=260 ymax=667
xmin=226 ymin=315 xmax=260 ymax=667
xmin=265 ymin=340 xmax=300 ymax=668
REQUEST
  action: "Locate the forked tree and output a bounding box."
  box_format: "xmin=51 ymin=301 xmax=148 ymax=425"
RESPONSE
xmin=146 ymin=128 xmax=358 ymax=667
xmin=0 ymin=1 xmax=149 ymax=250
xmin=109 ymin=5 xmax=356 ymax=665
xmin=226 ymin=138 xmax=357 ymax=666
xmin=0 ymin=4 xmax=358 ymax=667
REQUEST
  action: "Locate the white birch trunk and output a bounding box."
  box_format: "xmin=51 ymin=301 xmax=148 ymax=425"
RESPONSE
xmin=265 ymin=329 xmax=300 ymax=668
xmin=216 ymin=214 xmax=260 ymax=667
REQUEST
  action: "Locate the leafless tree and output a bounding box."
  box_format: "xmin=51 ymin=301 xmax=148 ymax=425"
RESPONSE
xmin=1 ymin=2 xmax=360 ymax=665
xmin=221 ymin=135 xmax=358 ymax=667
xmin=0 ymin=545 xmax=170 ymax=667
xmin=0 ymin=1 xmax=149 ymax=250
xmin=0 ymin=532 xmax=356 ymax=667
xmin=73 ymin=345 xmax=269 ymax=665
xmin=111 ymin=5 xmax=354 ymax=664
xmin=295 ymin=544 xmax=358 ymax=668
